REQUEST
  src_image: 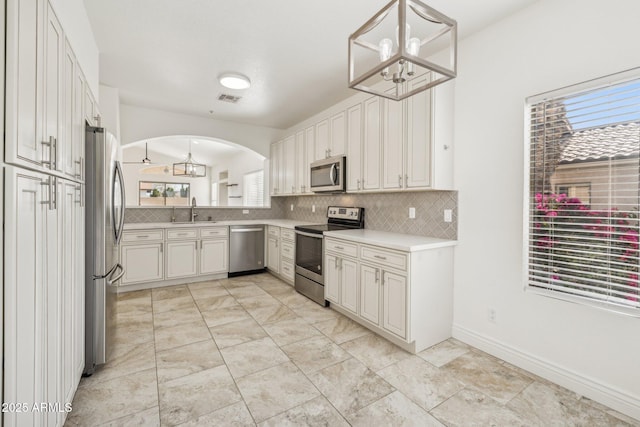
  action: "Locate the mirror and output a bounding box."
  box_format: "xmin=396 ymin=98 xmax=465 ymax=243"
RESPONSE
xmin=122 ymin=136 xmax=268 ymax=208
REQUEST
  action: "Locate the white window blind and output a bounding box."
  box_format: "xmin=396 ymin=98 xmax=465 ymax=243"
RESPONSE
xmin=243 ymin=170 xmax=264 ymax=207
xmin=526 ymin=70 xmax=640 ymax=313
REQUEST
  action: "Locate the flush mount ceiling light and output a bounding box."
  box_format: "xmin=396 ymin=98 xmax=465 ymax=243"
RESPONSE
xmin=348 ymin=0 xmax=457 ymax=101
xmin=173 ymin=140 xmax=206 ymax=178
xmin=218 ymin=73 xmax=251 ymax=90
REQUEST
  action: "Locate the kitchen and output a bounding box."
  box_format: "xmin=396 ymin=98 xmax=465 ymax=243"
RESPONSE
xmin=2 ymin=0 xmax=640 ymax=426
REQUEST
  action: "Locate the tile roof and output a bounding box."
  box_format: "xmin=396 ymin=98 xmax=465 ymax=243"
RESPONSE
xmin=559 ymin=122 xmax=639 ymax=163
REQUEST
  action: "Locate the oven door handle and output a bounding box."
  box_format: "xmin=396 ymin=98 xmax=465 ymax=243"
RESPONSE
xmin=294 ymin=230 xmax=324 ymax=239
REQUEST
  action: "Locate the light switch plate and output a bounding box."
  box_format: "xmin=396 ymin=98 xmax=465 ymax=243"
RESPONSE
xmin=444 ymin=209 xmax=452 ymax=222
xmin=290 ymin=204 xmax=294 ymax=211
xmin=312 ymin=205 xmax=316 ymax=213
xmin=242 ymin=209 xmax=249 ymax=214
xmin=409 ymin=207 xmax=416 ymax=219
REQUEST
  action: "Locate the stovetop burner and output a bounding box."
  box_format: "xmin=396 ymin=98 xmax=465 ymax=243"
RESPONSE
xmin=294 ymin=206 xmax=365 ymax=235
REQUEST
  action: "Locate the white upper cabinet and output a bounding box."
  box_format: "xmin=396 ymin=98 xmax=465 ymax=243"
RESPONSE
xmin=329 ymin=111 xmax=346 ymax=157
xmin=282 ymin=135 xmax=296 ymax=195
xmin=314 ymin=119 xmax=329 ymax=161
xmin=362 ymin=97 xmax=382 ymax=191
xmin=5 ymin=0 xmax=88 ymax=184
xmin=269 ymin=73 xmax=453 ymax=195
xmin=5 ymin=0 xmax=43 ymax=167
xmin=270 ymin=140 xmax=282 ymax=196
xmin=346 ymin=103 xmax=363 ymax=192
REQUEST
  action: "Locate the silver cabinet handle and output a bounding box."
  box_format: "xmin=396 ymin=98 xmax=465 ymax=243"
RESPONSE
xmin=160 ymin=243 xmax=163 ymax=253
xmin=328 ymin=148 xmax=331 ymax=157
xmin=374 ymin=255 xmax=387 ymax=260
xmin=405 ymin=174 xmax=408 ymax=187
xmin=398 ymin=174 xmax=402 ymax=188
xmin=200 ymin=240 xmax=203 ymax=249
xmin=41 ymin=136 xmax=55 ymax=169
xmin=334 ymin=257 xmax=338 ymax=269
xmin=40 ymin=177 xmax=55 ymax=210
xmin=75 ymin=160 xmax=82 ymax=179
xmin=375 ymin=269 xmax=380 ymax=283
xmin=335 ymin=246 xmax=344 ymax=250
xmin=356 ymin=179 xmax=360 ymax=190
xmin=177 ymin=233 xmax=188 ymax=236
xmin=137 ymin=235 xmax=149 ymax=238
xmin=81 ymin=156 xmax=85 ymax=180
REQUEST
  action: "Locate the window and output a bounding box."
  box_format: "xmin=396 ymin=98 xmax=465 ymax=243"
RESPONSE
xmin=243 ymin=170 xmax=264 ymax=207
xmin=139 ymin=181 xmax=190 ymax=206
xmin=526 ymin=69 xmax=640 ymax=313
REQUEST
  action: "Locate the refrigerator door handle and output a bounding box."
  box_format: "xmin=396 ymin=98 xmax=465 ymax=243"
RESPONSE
xmin=93 ymin=263 xmax=118 ymax=280
xmin=107 ymin=263 xmax=125 ymax=285
xmin=112 ymin=161 xmax=126 ymax=245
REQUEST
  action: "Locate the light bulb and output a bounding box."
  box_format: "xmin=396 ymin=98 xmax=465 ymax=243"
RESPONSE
xmin=378 ymin=38 xmax=393 ymax=62
xmin=407 ymin=37 xmax=420 ymax=76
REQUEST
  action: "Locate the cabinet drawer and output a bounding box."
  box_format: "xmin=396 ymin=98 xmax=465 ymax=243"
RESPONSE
xmin=360 ymin=245 xmax=407 ymax=271
xmin=281 ymin=228 xmax=295 ymax=241
xmin=268 ymin=225 xmax=280 ymax=238
xmin=281 ymin=241 xmax=295 ymax=260
xmin=122 ymin=230 xmax=163 ymax=242
xmin=167 ymin=229 xmax=198 ymax=240
xmin=201 ymin=227 xmax=228 ymax=238
xmin=281 ymin=259 xmax=295 ymax=281
xmin=325 ymin=238 xmax=358 ymax=258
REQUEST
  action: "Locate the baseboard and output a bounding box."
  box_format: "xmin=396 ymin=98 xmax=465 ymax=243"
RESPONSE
xmin=452 ymin=324 xmax=640 ymax=421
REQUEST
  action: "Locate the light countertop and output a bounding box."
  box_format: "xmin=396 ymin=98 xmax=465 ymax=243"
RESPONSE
xmin=123 ymin=219 xmax=316 ymax=230
xmin=323 ymin=229 xmax=457 ymax=252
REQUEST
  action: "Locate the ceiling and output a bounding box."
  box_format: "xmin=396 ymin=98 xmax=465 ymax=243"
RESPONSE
xmin=84 ymin=0 xmax=538 ymax=130
xmin=122 ymin=136 xmax=263 ymax=166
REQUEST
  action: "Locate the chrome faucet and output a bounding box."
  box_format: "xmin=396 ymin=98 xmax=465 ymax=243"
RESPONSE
xmin=190 ymin=197 xmax=198 ymax=223
xmin=171 ymin=206 xmax=176 ymax=223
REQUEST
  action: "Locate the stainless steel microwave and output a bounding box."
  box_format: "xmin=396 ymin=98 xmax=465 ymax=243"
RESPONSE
xmin=310 ymin=156 xmax=346 ymax=193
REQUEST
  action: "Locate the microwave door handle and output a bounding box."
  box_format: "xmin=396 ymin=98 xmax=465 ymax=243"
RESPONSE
xmin=329 ymin=163 xmax=337 ymax=185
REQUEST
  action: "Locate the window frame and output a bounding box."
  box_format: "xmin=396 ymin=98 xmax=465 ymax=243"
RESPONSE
xmin=523 ymin=68 xmax=640 ymax=317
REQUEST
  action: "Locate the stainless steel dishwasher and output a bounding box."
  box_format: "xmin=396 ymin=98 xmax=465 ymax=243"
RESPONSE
xmin=228 ymin=225 xmax=265 ymax=276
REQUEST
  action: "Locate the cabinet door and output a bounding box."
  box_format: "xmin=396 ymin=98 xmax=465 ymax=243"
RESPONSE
xmin=4 ymin=167 xmax=48 ymax=427
xmin=346 ymin=103 xmax=362 ymax=192
xmin=304 ymin=126 xmax=315 ymax=193
xmin=43 ymin=1 xmax=64 ymax=173
xmin=295 ymin=130 xmax=306 ymax=193
xmin=382 ymin=91 xmax=404 ymax=189
xmin=73 ymin=185 xmax=85 ymax=387
xmin=267 ymin=236 xmax=280 ymax=273
xmin=62 ymin=39 xmax=76 ymax=178
xmin=382 ymin=271 xmax=407 ymax=338
xmin=200 ymin=239 xmax=228 ymax=274
xmin=360 ymin=264 xmax=380 ymax=325
xmin=166 ymin=241 xmax=198 ymax=279
xmin=340 ymin=258 xmax=358 ymax=314
xmin=270 ymin=141 xmax=283 ymax=196
xmin=406 ymin=74 xmax=432 ymax=188
xmin=5 ymin=0 xmax=43 ymax=167
xmin=282 ymin=135 xmax=296 ymax=195
xmin=329 ymin=111 xmax=346 ymax=156
xmin=324 ymin=254 xmax=340 ymax=304
xmin=84 ymin=84 xmax=97 ymax=126
xmin=363 ymin=97 xmax=382 ymax=190
xmin=121 ymin=243 xmax=164 ymax=284
xmin=315 ymin=119 xmax=329 ymax=160
xmin=74 ymin=69 xmax=86 ymax=181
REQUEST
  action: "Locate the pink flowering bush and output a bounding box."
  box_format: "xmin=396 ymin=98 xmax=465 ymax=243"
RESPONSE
xmin=532 ymin=193 xmax=639 ymax=303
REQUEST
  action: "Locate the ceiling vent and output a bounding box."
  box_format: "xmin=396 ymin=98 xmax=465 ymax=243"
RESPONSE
xmin=217 ymin=93 xmax=242 ymax=103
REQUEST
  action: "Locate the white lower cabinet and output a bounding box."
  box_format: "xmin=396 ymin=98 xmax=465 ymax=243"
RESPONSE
xmin=325 ymin=236 xmax=453 ymax=353
xmin=121 ymin=242 xmax=164 ymax=285
xmin=266 ymin=226 xmax=295 ymax=284
xmin=4 ymin=167 xmax=84 ymax=427
xmin=120 ymin=226 xmax=229 ymax=288
xmin=267 ymin=236 xmax=280 ymax=274
xmin=166 ymin=240 xmax=198 ymax=279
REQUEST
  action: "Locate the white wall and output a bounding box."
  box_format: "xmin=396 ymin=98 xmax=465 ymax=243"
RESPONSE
xmin=210 ymin=151 xmax=266 ymax=207
xmin=452 ymin=0 xmax=640 ymax=419
xmin=119 ymin=104 xmax=284 ymax=157
xmin=99 ymin=85 xmax=121 ymax=141
xmin=49 ymin=0 xmax=99 ymax=96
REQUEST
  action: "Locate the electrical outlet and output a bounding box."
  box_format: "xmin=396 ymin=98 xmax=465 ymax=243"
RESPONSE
xmin=312 ymin=205 xmax=316 ymax=213
xmin=290 ymin=204 xmax=294 ymax=211
xmin=444 ymin=209 xmax=453 ymax=223
xmin=488 ymin=308 xmax=496 ymax=323
xmin=409 ymin=207 xmax=416 ymax=219
xmin=242 ymin=209 xmax=249 ymax=214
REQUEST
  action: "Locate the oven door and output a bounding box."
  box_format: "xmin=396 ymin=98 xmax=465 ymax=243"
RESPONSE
xmin=295 ymin=230 xmax=324 ymax=284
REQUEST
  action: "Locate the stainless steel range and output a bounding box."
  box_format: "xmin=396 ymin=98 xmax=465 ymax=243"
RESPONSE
xmin=294 ymin=207 xmax=365 ymax=306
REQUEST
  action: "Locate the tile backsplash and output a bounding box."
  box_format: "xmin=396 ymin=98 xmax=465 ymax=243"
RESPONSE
xmin=283 ymin=191 xmax=457 ymax=240
xmin=125 ymin=191 xmax=457 ymax=240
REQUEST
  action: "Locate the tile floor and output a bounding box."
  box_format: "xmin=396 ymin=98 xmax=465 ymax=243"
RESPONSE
xmin=65 ymin=273 xmax=638 ymax=426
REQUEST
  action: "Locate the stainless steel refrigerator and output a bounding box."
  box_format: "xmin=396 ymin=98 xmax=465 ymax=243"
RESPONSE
xmin=84 ymin=126 xmax=126 ymax=375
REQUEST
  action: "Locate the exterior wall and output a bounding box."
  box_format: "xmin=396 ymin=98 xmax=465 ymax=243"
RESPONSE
xmin=452 ymin=0 xmax=640 ymax=419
